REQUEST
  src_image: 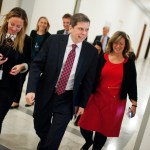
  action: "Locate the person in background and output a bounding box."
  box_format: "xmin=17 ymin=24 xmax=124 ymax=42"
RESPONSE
xmin=94 ymin=40 xmax=103 ymax=56
xmin=30 ymin=16 xmax=51 ymax=61
xmin=57 ymin=13 xmax=72 ymax=35
xmin=93 ymin=26 xmax=110 ymax=52
xmin=26 ymin=13 xmax=98 ymax=150
xmin=0 ymin=7 xmax=31 ymax=133
xmin=128 ymin=48 xmax=136 ymax=61
xmin=10 ymin=16 xmax=50 ymax=108
xmin=56 ymin=13 xmax=88 ymax=41
xmin=78 ymin=31 xmax=137 ymax=150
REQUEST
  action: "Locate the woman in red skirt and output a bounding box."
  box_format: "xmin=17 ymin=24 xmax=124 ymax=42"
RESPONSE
xmin=78 ymin=31 xmax=137 ymax=150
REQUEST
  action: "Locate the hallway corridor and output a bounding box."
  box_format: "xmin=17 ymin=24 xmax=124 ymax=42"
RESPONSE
xmin=0 ymin=58 xmax=150 ymax=150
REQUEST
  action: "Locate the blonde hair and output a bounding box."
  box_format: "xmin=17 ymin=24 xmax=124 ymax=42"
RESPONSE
xmin=36 ymin=16 xmax=50 ymax=33
xmin=105 ymin=31 xmax=131 ymax=58
xmin=0 ymin=7 xmax=28 ymax=53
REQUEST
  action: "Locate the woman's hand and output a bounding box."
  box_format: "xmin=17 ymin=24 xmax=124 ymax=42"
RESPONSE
xmin=9 ymin=64 xmax=25 ymax=75
xmin=130 ymin=100 xmax=137 ymax=117
xmin=129 ymin=106 xmax=136 ymax=117
xmin=95 ymin=44 xmax=101 ymax=54
xmin=0 ymin=53 xmax=8 ymax=65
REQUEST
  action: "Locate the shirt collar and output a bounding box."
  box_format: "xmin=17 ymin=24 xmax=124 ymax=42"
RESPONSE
xmin=6 ymin=33 xmax=16 ymax=41
xmin=68 ymin=35 xmax=82 ymax=49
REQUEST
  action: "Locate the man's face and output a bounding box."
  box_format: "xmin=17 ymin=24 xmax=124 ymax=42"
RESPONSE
xmin=69 ymin=22 xmax=90 ymax=44
xmin=63 ymin=18 xmax=71 ymax=31
xmin=103 ymin=27 xmax=109 ymax=36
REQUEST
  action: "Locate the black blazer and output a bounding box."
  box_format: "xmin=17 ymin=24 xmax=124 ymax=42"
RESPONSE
xmin=93 ymin=35 xmax=110 ymax=46
xmin=26 ymin=35 xmax=98 ymax=112
xmin=30 ymin=30 xmax=51 ymax=50
xmin=56 ymin=29 xmax=65 ymax=34
xmin=0 ymin=35 xmax=32 ymax=94
xmin=94 ymin=54 xmax=137 ymax=101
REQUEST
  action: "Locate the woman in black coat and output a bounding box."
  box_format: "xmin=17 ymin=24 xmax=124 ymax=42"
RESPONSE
xmin=30 ymin=16 xmax=51 ymax=61
xmin=11 ymin=16 xmax=50 ymax=108
xmin=79 ymin=31 xmax=137 ymax=150
xmin=0 ymin=7 xmax=31 ymax=133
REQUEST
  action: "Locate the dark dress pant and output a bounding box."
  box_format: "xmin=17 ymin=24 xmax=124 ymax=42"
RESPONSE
xmin=34 ymin=91 xmax=73 ymax=150
xmin=13 ymin=72 xmax=28 ymax=103
xmin=0 ymin=87 xmax=16 ymax=133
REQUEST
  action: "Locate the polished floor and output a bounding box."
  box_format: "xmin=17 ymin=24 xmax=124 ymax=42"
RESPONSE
xmin=0 ymin=58 xmax=150 ymax=150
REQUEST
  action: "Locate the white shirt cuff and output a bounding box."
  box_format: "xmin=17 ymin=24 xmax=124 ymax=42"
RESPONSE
xmin=20 ymin=63 xmax=28 ymax=73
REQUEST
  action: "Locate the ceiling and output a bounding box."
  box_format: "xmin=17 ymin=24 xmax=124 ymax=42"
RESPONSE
xmin=132 ymin=0 xmax=150 ymax=18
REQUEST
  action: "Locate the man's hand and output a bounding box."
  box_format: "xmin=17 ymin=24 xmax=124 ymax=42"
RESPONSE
xmin=75 ymin=107 xmax=84 ymax=118
xmin=26 ymin=92 xmax=35 ymax=105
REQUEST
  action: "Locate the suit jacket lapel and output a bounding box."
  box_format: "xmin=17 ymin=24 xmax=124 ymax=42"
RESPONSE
xmin=57 ymin=38 xmax=88 ymax=79
xmin=75 ymin=42 xmax=87 ymax=78
xmin=57 ymin=36 xmax=68 ymax=74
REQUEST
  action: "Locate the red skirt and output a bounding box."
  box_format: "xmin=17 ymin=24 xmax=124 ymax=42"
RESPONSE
xmin=78 ymin=89 xmax=126 ymax=137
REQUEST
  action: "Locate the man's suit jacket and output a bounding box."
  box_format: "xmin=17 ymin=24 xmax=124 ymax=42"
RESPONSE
xmin=93 ymin=35 xmax=110 ymax=46
xmin=26 ymin=35 xmax=98 ymax=116
xmin=57 ymin=29 xmax=65 ymax=34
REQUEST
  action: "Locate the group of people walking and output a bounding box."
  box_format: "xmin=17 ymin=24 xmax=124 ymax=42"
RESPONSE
xmin=0 ymin=7 xmax=137 ymax=150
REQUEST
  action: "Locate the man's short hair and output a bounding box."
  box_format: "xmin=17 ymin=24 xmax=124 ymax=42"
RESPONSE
xmin=70 ymin=13 xmax=90 ymax=27
xmin=62 ymin=13 xmax=72 ymax=19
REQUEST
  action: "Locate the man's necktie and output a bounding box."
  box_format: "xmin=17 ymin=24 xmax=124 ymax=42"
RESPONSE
xmin=101 ymin=36 xmax=105 ymax=45
xmin=56 ymin=44 xmax=77 ymax=95
xmin=64 ymin=30 xmax=69 ymax=35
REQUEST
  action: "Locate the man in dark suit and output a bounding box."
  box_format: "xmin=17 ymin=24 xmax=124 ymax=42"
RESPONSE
xmin=93 ymin=26 xmax=110 ymax=52
xmin=57 ymin=13 xmax=72 ymax=35
xmin=26 ymin=13 xmax=98 ymax=150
